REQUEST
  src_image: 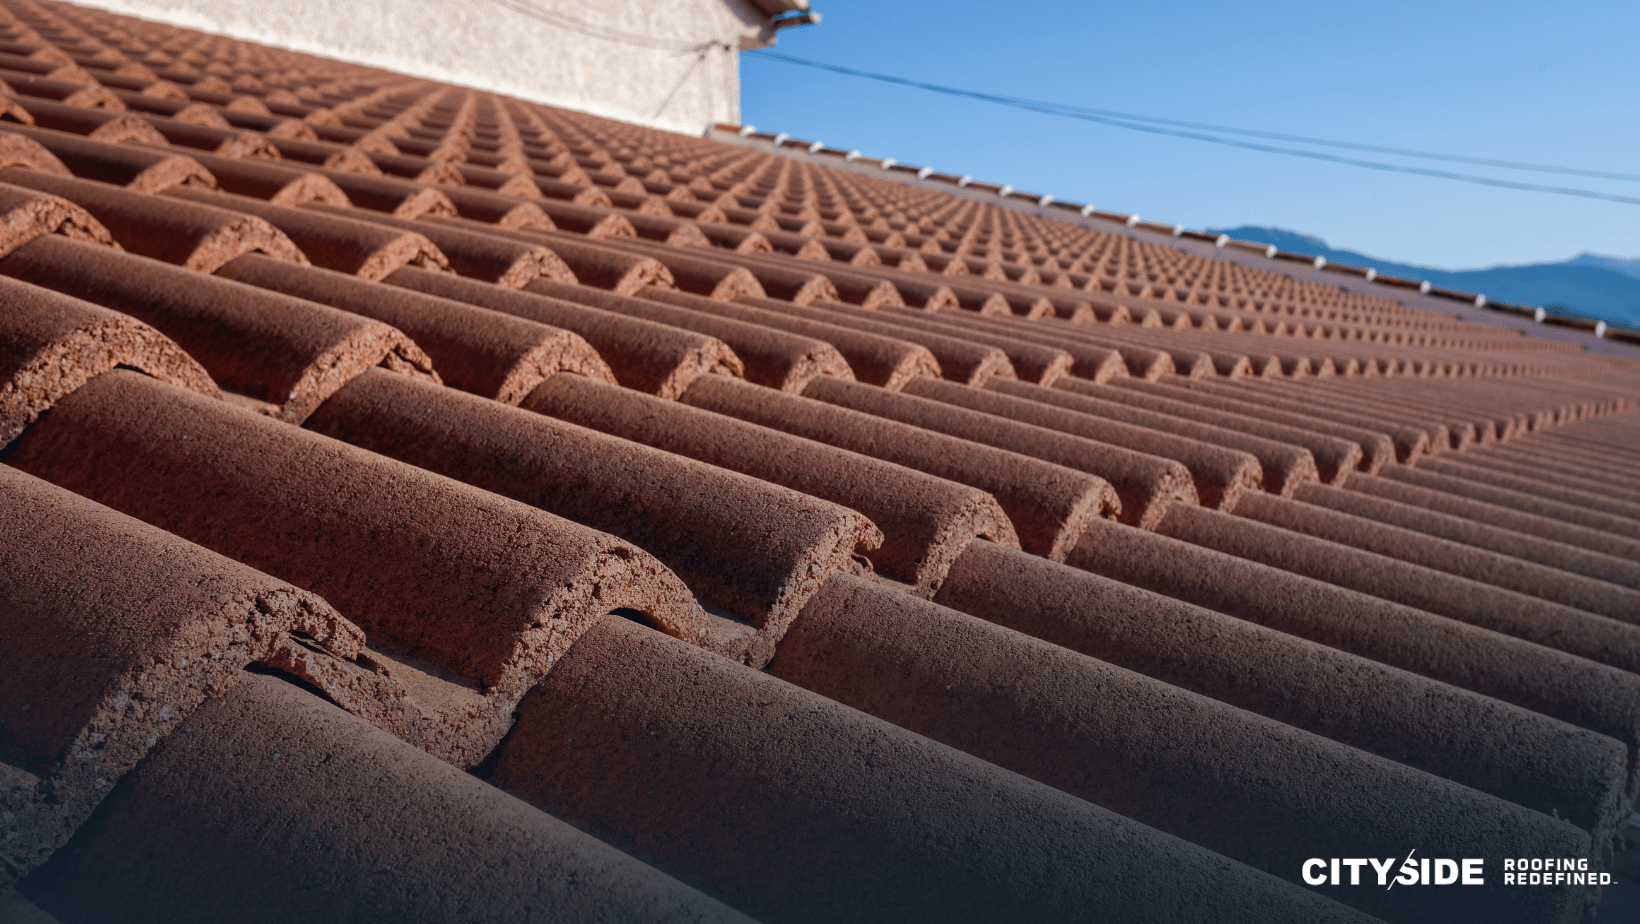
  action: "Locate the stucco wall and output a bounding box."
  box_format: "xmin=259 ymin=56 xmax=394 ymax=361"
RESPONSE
xmin=68 ymin=0 xmax=767 ymax=134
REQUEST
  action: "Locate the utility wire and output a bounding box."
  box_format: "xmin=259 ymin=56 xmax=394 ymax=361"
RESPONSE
xmin=1013 ymin=102 xmax=1640 ymax=207
xmin=484 ymin=0 xmax=725 ymax=53
xmin=748 ymin=51 xmax=1640 ymax=203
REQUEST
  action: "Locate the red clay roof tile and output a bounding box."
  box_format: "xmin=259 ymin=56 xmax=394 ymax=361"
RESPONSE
xmin=709 ymin=245 xmax=906 ymax=307
xmin=524 ymin=372 xmax=1018 ymax=594
xmin=0 ymin=177 xmax=107 ymax=254
xmin=530 ymin=281 xmax=852 ymax=392
xmin=0 ymin=124 xmax=207 ymax=189
xmin=803 ymin=374 xmax=1196 ymax=528
xmin=0 ymin=465 xmax=358 ymax=884
xmin=7 ymin=370 xmax=703 ymax=763
xmin=0 ymin=237 xmax=432 ymax=419
xmin=875 ymin=303 xmax=1129 ymax=380
xmin=488 ymin=615 xmax=1384 ymax=924
xmin=1169 ymin=500 xmax=1640 ymax=674
xmin=214 ymin=253 xmax=613 ymax=403
xmin=0 ymin=128 xmax=63 ymax=172
xmin=1247 ymin=487 xmax=1640 ymax=620
xmin=312 ymin=166 xmax=456 ymax=215
xmin=172 ymin=188 xmax=447 ymax=278
xmin=17 ymin=672 xmax=755 ymax=923
xmin=424 ymin=185 xmax=552 ymax=227
xmin=1119 ymin=375 xmax=1399 ymax=472
xmin=1340 ymin=478 xmax=1640 ymax=585
xmin=0 ymin=168 xmax=303 ymax=269
xmin=774 ymin=572 xmax=1595 ymax=924
xmin=1183 ymin=375 xmax=1432 ymax=462
xmin=937 ymin=538 xmax=1629 ymax=841
xmin=128 ymin=110 xmax=277 ymax=158
xmin=744 ymin=294 xmax=1019 ymax=384
xmin=305 ymin=369 xmax=880 ymax=665
xmin=682 ymin=374 xmax=1116 ymax=558
xmin=309 ymin=203 xmax=570 ymax=287
xmin=168 ymin=148 xmax=347 ymax=204
xmin=641 ymin=287 xmax=938 ymax=389
xmin=1057 ymin=374 xmax=1363 ymax=484
xmin=262 ymin=134 xmax=383 ymax=172
xmin=384 ymin=266 xmax=742 ymax=397
xmin=1419 ymin=453 xmax=1640 ymax=521
xmin=990 ymin=375 xmax=1321 ymax=495
xmin=906 ymin=374 xmax=1262 ymax=509
xmin=0 ymin=273 xmax=213 ymax=440
xmin=1066 ymin=515 xmax=1640 ymax=803
xmin=441 ymin=221 xmax=678 ymax=293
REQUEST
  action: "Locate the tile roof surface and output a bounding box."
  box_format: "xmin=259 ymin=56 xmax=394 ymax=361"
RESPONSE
xmin=2 ymin=2 xmax=1640 ymax=921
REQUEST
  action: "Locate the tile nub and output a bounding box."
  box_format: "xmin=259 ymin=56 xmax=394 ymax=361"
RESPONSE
xmin=386 ymin=266 xmax=742 ymax=398
xmin=0 ymin=465 xmax=361 ymax=883
xmin=17 ymin=672 xmax=755 ymax=924
xmin=0 ymin=236 xmax=433 ymax=421
xmin=308 ymin=370 xmax=881 ymax=665
xmin=216 ymin=254 xmax=612 ymax=403
xmin=525 ymin=373 xmax=1018 ymax=594
xmin=682 ymin=375 xmax=1115 ymax=559
xmin=7 ymin=371 xmax=703 ymax=765
xmin=0 ymin=168 xmax=305 ymax=270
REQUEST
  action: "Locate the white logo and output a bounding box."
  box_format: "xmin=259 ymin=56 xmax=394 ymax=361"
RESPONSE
xmin=1302 ymin=854 xmax=1609 ymax=888
xmin=1503 ymin=858 xmax=1608 ymax=886
xmin=1303 ymin=852 xmax=1482 ymax=887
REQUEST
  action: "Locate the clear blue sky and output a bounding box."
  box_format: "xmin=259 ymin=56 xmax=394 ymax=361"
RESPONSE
xmin=739 ymin=1 xmax=1640 ymax=271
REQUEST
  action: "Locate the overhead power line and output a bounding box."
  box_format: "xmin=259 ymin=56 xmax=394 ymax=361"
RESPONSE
xmin=748 ymin=51 xmax=1640 ymax=207
xmin=754 ymin=51 xmax=1640 ymax=183
xmin=484 ymin=0 xmax=724 ymax=53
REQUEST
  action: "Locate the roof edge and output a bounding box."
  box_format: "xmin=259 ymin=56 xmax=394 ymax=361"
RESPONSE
xmin=706 ymin=123 xmax=1640 ymax=359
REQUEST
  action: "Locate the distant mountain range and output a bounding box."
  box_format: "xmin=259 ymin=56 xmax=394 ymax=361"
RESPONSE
xmin=1204 ymin=226 xmax=1640 ymax=329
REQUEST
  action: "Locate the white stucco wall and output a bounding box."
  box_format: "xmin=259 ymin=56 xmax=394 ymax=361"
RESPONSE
xmin=67 ymin=0 xmax=769 ymax=133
